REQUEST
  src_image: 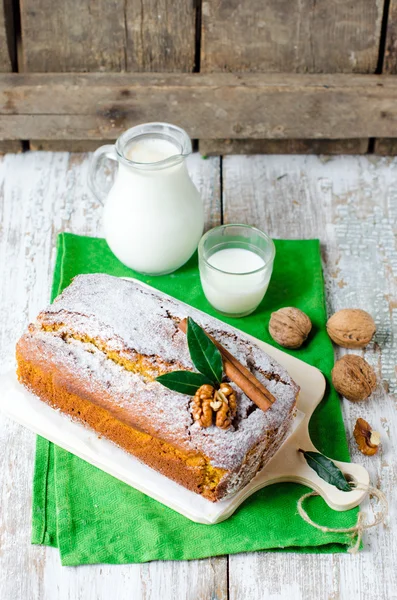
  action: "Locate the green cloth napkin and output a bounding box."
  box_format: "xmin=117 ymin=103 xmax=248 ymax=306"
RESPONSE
xmin=31 ymin=233 xmax=358 ymax=565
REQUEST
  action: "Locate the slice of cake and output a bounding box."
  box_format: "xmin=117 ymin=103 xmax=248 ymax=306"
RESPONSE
xmin=16 ymin=274 xmax=299 ymax=501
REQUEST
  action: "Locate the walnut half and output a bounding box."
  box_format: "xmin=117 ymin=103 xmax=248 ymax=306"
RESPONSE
xmin=191 ymin=383 xmax=237 ymax=429
xmin=353 ymin=418 xmax=381 ymax=456
xmin=216 ymin=384 xmax=237 ymax=429
xmin=191 ymin=384 xmax=214 ymax=427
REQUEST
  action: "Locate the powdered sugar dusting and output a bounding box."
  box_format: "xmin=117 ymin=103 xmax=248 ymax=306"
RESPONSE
xmin=27 ymin=274 xmax=298 ymax=475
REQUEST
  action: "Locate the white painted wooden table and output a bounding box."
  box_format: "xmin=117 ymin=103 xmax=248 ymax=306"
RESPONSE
xmin=0 ymin=152 xmax=396 ymax=600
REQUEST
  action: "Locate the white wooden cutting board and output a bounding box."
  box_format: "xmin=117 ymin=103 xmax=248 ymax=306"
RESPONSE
xmin=0 ymin=315 xmax=369 ymax=524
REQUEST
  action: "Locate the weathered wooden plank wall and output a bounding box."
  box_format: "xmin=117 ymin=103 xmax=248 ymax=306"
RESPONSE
xmin=0 ymin=0 xmax=21 ymax=153
xmin=375 ymin=0 xmax=397 ymax=154
xmin=200 ymin=0 xmax=383 ymax=155
xmin=21 ymin=0 xmax=124 ymax=150
xmin=1 ymin=0 xmax=397 ymax=153
xmin=20 ymin=0 xmax=126 ymax=72
xmin=0 ymin=0 xmax=14 ymax=70
xmin=383 ymin=0 xmax=397 ymax=74
xmin=20 ymin=0 xmax=196 ymax=73
xmin=123 ymin=0 xmax=196 ymax=72
xmin=21 ymin=0 xmax=196 ymax=150
xmin=3 ymin=73 xmax=397 ymax=141
xmin=201 ymin=1 xmax=381 ymax=73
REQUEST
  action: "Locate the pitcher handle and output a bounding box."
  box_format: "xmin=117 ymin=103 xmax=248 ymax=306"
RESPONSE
xmin=88 ymin=144 xmax=118 ymax=205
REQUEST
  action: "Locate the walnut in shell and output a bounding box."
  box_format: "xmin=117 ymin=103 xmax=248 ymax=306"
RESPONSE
xmin=331 ymin=354 xmax=376 ymax=402
xmin=326 ymin=309 xmax=376 ymax=349
xmin=269 ymin=307 xmax=312 ymax=349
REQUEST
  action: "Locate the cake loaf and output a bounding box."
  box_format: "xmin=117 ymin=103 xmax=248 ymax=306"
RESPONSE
xmin=16 ymin=274 xmax=299 ymax=501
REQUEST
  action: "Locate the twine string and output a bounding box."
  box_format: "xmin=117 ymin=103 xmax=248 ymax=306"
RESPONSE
xmin=297 ymin=484 xmax=388 ymax=554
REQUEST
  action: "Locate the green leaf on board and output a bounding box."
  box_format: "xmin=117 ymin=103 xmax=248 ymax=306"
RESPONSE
xmin=155 ymin=371 xmax=212 ymax=395
xmin=300 ymin=450 xmax=351 ymax=492
xmin=186 ymin=317 xmax=223 ymax=385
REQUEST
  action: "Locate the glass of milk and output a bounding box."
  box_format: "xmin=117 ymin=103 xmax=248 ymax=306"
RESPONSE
xmin=198 ymin=224 xmax=275 ymax=317
xmin=88 ymin=123 xmax=204 ymax=275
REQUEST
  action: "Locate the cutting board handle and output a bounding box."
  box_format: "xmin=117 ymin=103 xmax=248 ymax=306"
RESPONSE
xmin=248 ymin=422 xmax=371 ymax=514
xmin=288 ymin=449 xmax=370 ymax=511
xmin=302 ymin=454 xmax=370 ymax=511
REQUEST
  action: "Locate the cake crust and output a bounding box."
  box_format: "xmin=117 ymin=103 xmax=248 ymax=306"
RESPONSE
xmin=16 ymin=274 xmax=299 ymax=501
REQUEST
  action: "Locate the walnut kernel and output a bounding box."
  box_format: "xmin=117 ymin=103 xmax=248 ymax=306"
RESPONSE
xmin=216 ymin=383 xmax=237 ymax=429
xmin=326 ymin=309 xmax=376 ymax=349
xmin=331 ymin=354 xmax=376 ymax=402
xmin=353 ymin=418 xmax=381 ymax=456
xmin=191 ymin=384 xmax=215 ymax=427
xmin=269 ymin=307 xmax=312 ymax=349
xmin=191 ymin=383 xmax=236 ymax=429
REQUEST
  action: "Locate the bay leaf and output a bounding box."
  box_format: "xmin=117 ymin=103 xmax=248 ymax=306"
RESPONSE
xmin=300 ymin=450 xmax=351 ymax=492
xmin=155 ymin=370 xmax=211 ymax=395
xmin=186 ymin=317 xmax=223 ymax=385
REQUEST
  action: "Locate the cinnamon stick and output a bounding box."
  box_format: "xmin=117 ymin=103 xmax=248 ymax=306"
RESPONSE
xmin=179 ymin=318 xmax=276 ymax=413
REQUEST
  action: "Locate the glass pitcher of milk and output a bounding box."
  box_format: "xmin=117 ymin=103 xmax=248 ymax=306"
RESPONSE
xmin=89 ymin=123 xmax=204 ymax=275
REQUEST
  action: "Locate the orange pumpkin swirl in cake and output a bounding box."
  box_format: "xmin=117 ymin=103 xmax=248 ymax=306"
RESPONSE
xmin=16 ymin=274 xmax=299 ymax=501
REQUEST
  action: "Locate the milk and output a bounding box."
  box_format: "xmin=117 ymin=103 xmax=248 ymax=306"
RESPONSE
xmin=200 ymin=248 xmax=271 ymax=316
xmin=94 ymin=127 xmax=204 ymax=275
xmin=125 ymin=137 xmax=178 ymax=163
xmin=208 ymin=248 xmax=265 ymax=273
